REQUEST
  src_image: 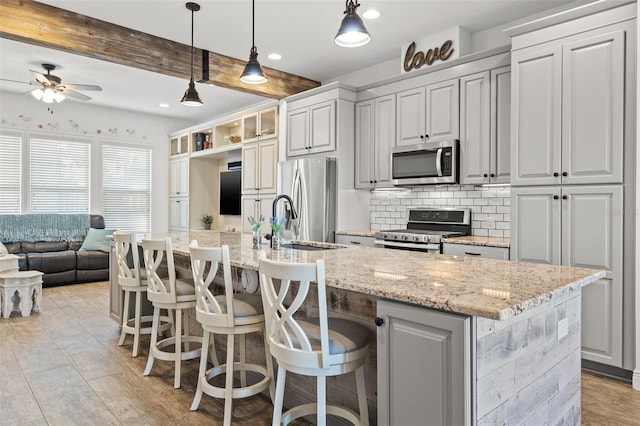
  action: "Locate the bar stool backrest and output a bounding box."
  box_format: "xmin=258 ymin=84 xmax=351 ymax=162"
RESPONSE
xmin=189 ymin=241 xmax=235 ymax=328
xmin=113 ymin=231 xmax=142 ymax=288
xmin=258 ymin=253 xmax=331 ymax=370
xmin=141 ymin=237 xmax=177 ymax=305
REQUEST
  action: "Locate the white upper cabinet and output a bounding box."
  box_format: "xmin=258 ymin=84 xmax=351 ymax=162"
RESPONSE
xmin=460 ymin=72 xmax=491 ymax=185
xmin=512 ymin=28 xmax=625 ymax=186
xmin=561 ymin=30 xmax=624 ymax=185
xmin=355 ymin=95 xmax=396 ymax=189
xmin=490 ymin=66 xmax=511 ymax=184
xmin=169 ymin=157 xmax=189 ymax=197
xmin=511 ymin=46 xmax=562 ymax=186
xmin=242 ymin=138 xmax=277 ymax=194
xmin=355 ymin=100 xmax=374 ymax=189
xmin=286 ymin=100 xmax=336 ymax=157
xmin=243 ymin=106 xmax=278 ymax=144
xmin=396 ymin=78 xmax=459 ymax=146
xmin=170 ymin=134 xmax=189 ymax=157
xmin=425 ymin=79 xmax=460 ymax=141
xmin=460 ymin=67 xmax=511 ymax=185
xmin=396 ymin=87 xmax=425 ymax=146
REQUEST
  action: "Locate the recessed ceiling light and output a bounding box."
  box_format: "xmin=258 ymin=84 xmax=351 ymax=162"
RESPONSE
xmin=362 ymin=9 xmax=380 ymax=19
xmin=267 ymin=53 xmax=282 ymax=60
xmin=159 ymin=103 xmax=170 ymax=108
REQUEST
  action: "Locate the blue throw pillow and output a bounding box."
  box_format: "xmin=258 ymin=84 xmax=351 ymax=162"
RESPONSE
xmin=79 ymin=228 xmax=115 ymax=252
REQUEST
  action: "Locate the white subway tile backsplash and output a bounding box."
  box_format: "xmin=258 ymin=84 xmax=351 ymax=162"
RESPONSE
xmin=370 ymin=185 xmax=511 ymax=237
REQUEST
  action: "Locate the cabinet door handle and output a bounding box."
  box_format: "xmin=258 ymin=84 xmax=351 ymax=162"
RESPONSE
xmin=425 ymin=134 xmax=429 ymax=139
xmin=420 ymin=135 xmax=424 ymax=139
xmin=553 ymin=172 xmax=559 ymax=177
xmin=562 ymin=195 xmax=568 ymax=200
xmin=490 ymin=173 xmax=495 ymax=178
xmin=465 ymin=252 xmax=481 ymax=256
xmin=374 ymin=317 xmax=384 ymax=327
xmin=553 ymin=195 xmax=559 ymax=200
xmin=350 ymin=241 xmax=361 ymax=245
xmin=369 ymin=180 xmax=373 ymax=184
xmin=562 ymin=172 xmax=568 ymax=177
xmin=483 ymin=173 xmax=488 ymax=178
xmin=374 ymin=180 xmax=378 ymax=183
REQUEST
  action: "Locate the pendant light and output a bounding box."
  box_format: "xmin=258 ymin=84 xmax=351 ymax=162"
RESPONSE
xmin=240 ymin=0 xmax=267 ymax=84
xmin=334 ymin=0 xmax=371 ymax=48
xmin=181 ymin=2 xmax=203 ymax=106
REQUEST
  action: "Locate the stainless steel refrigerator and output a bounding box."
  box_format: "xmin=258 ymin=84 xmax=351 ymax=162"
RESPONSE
xmin=277 ymin=157 xmax=337 ymax=243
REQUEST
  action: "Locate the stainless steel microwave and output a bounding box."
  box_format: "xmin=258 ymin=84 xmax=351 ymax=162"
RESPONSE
xmin=392 ymin=139 xmax=459 ymax=186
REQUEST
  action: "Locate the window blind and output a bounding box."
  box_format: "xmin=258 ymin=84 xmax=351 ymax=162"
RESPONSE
xmin=29 ymin=137 xmax=91 ymax=213
xmin=0 ymin=134 xmax=22 ymax=214
xmin=102 ymin=144 xmax=151 ymax=232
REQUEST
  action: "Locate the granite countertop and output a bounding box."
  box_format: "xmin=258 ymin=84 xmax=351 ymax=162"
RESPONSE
xmin=442 ymin=235 xmax=511 ymax=248
xmin=159 ymin=231 xmax=603 ymax=321
xmin=335 ymin=230 xmax=376 ymax=238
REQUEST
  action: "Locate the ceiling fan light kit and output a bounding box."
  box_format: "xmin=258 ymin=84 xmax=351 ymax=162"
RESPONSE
xmin=181 ymin=2 xmax=203 ymax=107
xmin=335 ymin=0 xmax=371 ymax=48
xmin=240 ymin=0 xmax=267 ymax=85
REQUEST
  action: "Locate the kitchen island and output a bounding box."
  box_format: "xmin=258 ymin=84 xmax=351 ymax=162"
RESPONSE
xmin=125 ymin=231 xmax=605 ymax=425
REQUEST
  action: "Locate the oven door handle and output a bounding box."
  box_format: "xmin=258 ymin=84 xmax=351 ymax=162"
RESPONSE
xmin=436 ymin=148 xmax=443 ymax=177
xmin=374 ymin=239 xmax=440 ymax=251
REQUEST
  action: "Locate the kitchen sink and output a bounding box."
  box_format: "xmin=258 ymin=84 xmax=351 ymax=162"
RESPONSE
xmin=281 ymin=242 xmax=341 ymax=251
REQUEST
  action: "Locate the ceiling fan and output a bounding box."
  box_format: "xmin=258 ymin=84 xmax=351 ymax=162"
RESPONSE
xmin=1 ymin=63 xmax=102 ymax=104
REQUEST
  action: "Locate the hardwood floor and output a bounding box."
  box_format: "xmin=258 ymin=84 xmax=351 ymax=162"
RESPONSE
xmin=0 ymin=281 xmax=638 ymax=425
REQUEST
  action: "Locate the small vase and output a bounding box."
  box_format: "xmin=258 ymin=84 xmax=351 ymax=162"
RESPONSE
xmin=203 ymin=223 xmax=211 ymax=230
xmin=252 ymin=231 xmax=262 ymax=249
xmin=272 ymin=233 xmax=282 ymax=250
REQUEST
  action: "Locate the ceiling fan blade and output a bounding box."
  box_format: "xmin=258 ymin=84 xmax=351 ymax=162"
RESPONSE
xmin=61 ymin=88 xmax=91 ymax=101
xmin=29 ymin=70 xmax=51 ymax=85
xmin=60 ymin=83 xmax=102 ymax=91
xmin=0 ymin=78 xmax=37 ymax=86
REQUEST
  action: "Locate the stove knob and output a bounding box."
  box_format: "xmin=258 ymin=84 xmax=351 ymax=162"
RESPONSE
xmin=413 ymin=235 xmax=421 ymax=242
xmin=402 ymin=235 xmax=409 ymax=241
xmin=426 ymin=235 xmax=431 ymax=242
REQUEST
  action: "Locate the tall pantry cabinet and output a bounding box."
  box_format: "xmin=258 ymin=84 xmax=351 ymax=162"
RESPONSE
xmin=508 ymin=4 xmax=636 ymax=370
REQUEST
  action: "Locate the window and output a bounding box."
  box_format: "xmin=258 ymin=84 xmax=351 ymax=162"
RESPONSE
xmin=29 ymin=137 xmax=91 ymax=213
xmin=102 ymin=144 xmax=151 ymax=232
xmin=0 ymin=134 xmax=22 ymax=214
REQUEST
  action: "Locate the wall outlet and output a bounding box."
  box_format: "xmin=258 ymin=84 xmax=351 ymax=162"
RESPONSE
xmin=558 ymin=318 xmax=568 ymax=340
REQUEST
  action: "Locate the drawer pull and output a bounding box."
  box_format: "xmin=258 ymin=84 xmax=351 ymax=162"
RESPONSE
xmin=465 ymin=252 xmax=481 ymax=256
xmin=350 ymin=241 xmax=361 ymax=245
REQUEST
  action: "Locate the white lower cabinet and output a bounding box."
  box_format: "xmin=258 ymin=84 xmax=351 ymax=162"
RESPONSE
xmin=377 ymin=299 xmax=471 ymax=426
xmin=442 ymin=243 xmax=509 ymax=260
xmin=511 ymin=185 xmax=623 ymax=367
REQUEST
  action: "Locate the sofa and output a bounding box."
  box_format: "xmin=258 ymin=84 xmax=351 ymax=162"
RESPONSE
xmin=1 ymin=214 xmax=110 ymax=287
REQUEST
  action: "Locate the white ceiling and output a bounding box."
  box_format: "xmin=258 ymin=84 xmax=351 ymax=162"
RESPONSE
xmin=0 ymin=0 xmax=587 ymax=124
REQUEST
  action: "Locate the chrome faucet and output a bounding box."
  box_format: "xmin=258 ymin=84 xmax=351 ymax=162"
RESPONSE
xmin=270 ymin=194 xmax=298 ymax=247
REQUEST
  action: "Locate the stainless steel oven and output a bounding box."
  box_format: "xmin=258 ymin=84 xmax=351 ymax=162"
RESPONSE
xmin=374 ymin=207 xmax=471 ymax=253
xmin=392 ymin=139 xmax=459 ymax=186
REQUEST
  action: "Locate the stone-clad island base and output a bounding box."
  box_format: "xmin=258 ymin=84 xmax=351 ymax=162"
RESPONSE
xmin=142 ymin=231 xmax=603 ymax=424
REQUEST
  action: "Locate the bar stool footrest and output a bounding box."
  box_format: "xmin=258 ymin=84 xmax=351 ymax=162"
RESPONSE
xmin=282 ymin=403 xmax=361 ymax=426
xmin=200 ymin=362 xmax=271 ymax=399
xmin=152 ymin=335 xmax=203 ymax=361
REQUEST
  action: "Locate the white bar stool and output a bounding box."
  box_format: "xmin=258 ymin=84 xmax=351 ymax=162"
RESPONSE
xmin=141 ymin=237 xmax=202 ymax=389
xmin=189 ymin=241 xmax=274 ymax=426
xmin=258 ymin=254 xmax=371 ymax=426
xmin=113 ymin=231 xmax=169 ymax=357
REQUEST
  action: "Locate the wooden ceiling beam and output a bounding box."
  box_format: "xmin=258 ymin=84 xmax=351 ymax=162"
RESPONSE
xmin=0 ymin=0 xmax=320 ymax=99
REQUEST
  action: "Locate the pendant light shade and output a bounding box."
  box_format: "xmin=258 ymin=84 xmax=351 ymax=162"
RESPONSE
xmin=335 ymin=0 xmax=371 ymax=48
xmin=181 ymin=78 xmax=203 ymax=106
xmin=181 ymin=2 xmax=203 ymax=106
xmin=240 ymin=0 xmax=267 ymax=85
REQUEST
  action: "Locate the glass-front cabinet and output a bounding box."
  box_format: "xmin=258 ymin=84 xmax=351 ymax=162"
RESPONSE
xmin=170 ymin=134 xmax=189 ymax=157
xmin=243 ymin=107 xmax=278 ymax=143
